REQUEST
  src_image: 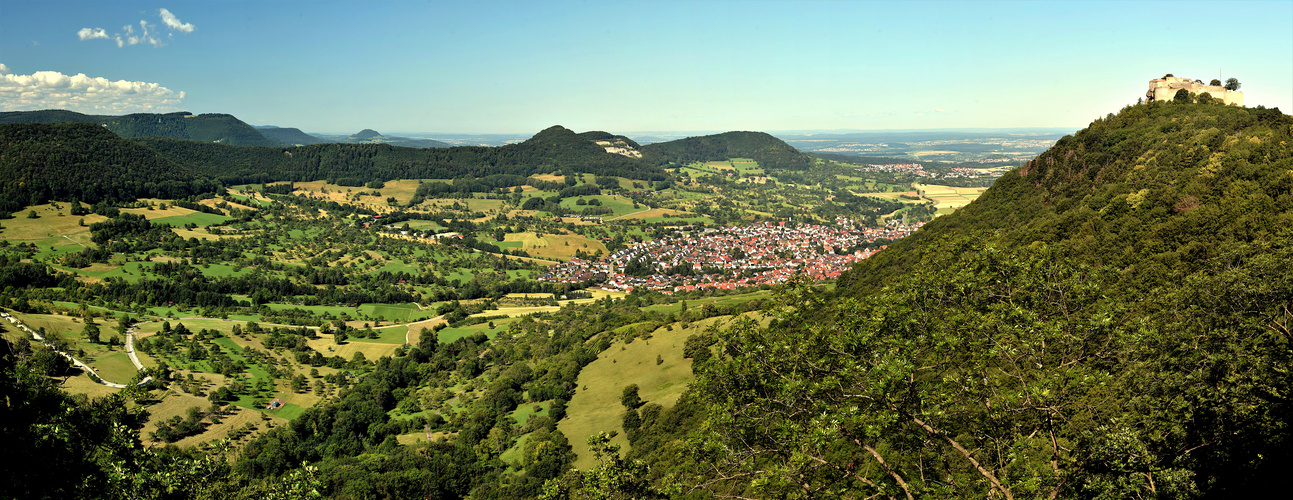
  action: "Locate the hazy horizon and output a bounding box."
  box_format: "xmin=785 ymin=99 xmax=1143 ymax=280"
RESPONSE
xmin=3 ymin=1 xmax=1290 ymax=134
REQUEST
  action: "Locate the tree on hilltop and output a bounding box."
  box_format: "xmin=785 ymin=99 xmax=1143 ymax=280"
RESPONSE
xmin=1225 ymin=77 xmax=1241 ymax=91
xmin=1210 ymin=79 xmax=1222 ymax=86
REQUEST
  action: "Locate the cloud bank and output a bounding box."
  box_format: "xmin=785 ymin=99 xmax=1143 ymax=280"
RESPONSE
xmin=0 ymin=65 xmax=185 ymax=114
xmin=77 ymin=8 xmax=195 ymax=48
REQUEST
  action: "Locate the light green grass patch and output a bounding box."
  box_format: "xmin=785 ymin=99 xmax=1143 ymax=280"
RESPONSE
xmin=511 ymin=400 xmax=551 ymax=427
xmin=559 ymin=317 xmax=725 ymax=468
xmin=438 ymin=319 xmax=515 ymax=343
xmin=151 ymin=212 xmax=233 ymax=227
xmin=271 ymin=403 xmax=306 ymax=420
xmin=359 ymin=303 xmax=419 ymax=322
xmin=640 ymin=290 xmax=770 ymax=313
xmin=90 ymin=351 xmax=140 ymax=384
xmin=557 ymin=195 xmax=637 ymax=217
xmin=499 ymin=432 xmax=530 ymax=465
xmin=348 ymin=324 xmax=408 ymax=345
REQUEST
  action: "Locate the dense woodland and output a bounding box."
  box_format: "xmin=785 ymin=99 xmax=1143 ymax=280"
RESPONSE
xmin=0 ymin=123 xmax=221 ymax=212
xmin=2 ymin=100 xmax=1286 ymax=498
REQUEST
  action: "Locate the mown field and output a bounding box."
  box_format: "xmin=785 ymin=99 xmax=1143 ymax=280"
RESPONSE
xmin=559 ymin=315 xmax=736 ymax=468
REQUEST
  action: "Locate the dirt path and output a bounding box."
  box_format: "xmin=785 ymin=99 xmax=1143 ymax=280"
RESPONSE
xmin=606 ymin=208 xmax=654 ymax=221
xmin=62 ymin=234 xmax=89 ymax=248
xmin=3 ymin=311 xmax=151 ymax=388
xmin=406 ymin=315 xmax=446 ymax=345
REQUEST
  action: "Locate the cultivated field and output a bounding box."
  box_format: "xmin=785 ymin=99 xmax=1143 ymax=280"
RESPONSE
xmin=0 ymin=203 xmax=107 ymax=243
xmin=610 ymin=208 xmax=691 ymax=221
xmin=915 ymin=183 xmax=988 ymax=210
xmin=501 ymin=231 xmax=607 ymax=261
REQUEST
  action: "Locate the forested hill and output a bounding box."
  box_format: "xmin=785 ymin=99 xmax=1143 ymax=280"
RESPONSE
xmin=660 ymin=101 xmax=1292 ymax=498
xmin=134 ymin=124 xmax=666 ymax=185
xmin=0 ymin=110 xmax=281 ymax=147
xmin=0 ymin=123 xmax=220 ymax=212
xmin=839 ymin=102 xmax=1292 ymax=296
xmin=339 ymin=129 xmax=452 ymax=148
xmin=255 ymin=126 xmax=328 ymax=146
xmin=640 ymin=130 xmax=813 ymax=169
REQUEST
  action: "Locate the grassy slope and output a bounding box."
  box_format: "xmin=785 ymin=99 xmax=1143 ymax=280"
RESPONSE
xmin=560 ymin=315 xmax=739 ymax=468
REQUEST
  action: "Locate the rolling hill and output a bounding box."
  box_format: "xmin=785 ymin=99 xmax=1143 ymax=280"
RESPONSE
xmin=254 ymin=126 xmax=327 ymax=146
xmin=641 ymin=130 xmax=813 ymax=169
xmin=0 ymin=122 xmax=218 ymax=211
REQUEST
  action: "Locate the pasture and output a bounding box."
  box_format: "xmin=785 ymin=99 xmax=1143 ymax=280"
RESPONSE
xmin=610 ymin=208 xmax=690 ymax=221
xmin=502 ymin=231 xmax=607 ymax=261
xmin=60 ymin=371 xmax=121 ymax=399
xmin=437 ymin=317 xmax=518 ymax=343
xmin=307 ymin=335 xmax=402 ymax=360
xmin=558 ymin=316 xmax=730 ymax=468
xmin=151 ymin=212 xmax=233 ymax=227
xmin=641 ymin=289 xmax=771 ymax=314
xmin=0 ymin=203 xmax=107 ymax=242
xmin=558 ymin=195 xmax=638 ymax=218
xmin=90 ymin=351 xmax=141 ymax=384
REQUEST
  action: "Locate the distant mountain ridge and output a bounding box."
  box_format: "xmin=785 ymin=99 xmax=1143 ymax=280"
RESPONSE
xmin=126 ymin=124 xmax=666 ymax=186
xmin=328 ymin=129 xmax=451 ymax=148
xmin=0 ymin=110 xmax=281 ymax=147
xmin=1 ymin=111 xmax=835 ymax=209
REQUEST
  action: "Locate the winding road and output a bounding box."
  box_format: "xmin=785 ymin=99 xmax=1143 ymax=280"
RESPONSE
xmin=2 ymin=311 xmax=151 ymax=388
xmin=4 ymin=307 xmax=449 ymax=389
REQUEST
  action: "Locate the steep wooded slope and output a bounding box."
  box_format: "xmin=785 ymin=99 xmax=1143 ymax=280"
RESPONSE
xmin=649 ymin=102 xmax=1292 ymax=499
xmin=841 ymin=102 xmax=1292 ymax=295
xmin=0 ymin=123 xmax=218 ymax=210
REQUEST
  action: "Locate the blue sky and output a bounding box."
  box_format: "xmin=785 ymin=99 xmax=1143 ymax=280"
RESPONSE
xmin=2 ymin=0 xmax=1290 ymax=134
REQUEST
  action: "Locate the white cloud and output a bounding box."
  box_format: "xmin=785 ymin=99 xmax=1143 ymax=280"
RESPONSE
xmin=0 ymin=65 xmax=185 ymax=114
xmin=159 ymin=8 xmax=195 ymax=33
xmin=77 ymin=28 xmax=109 ymax=41
xmin=77 ymin=8 xmax=194 ymax=48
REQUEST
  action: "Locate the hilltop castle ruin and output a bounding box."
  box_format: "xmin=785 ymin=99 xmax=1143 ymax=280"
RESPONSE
xmin=1146 ymin=76 xmax=1243 ymax=105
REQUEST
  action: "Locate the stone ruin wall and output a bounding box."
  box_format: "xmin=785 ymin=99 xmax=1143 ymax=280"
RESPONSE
xmin=1147 ymin=77 xmax=1243 ymax=106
